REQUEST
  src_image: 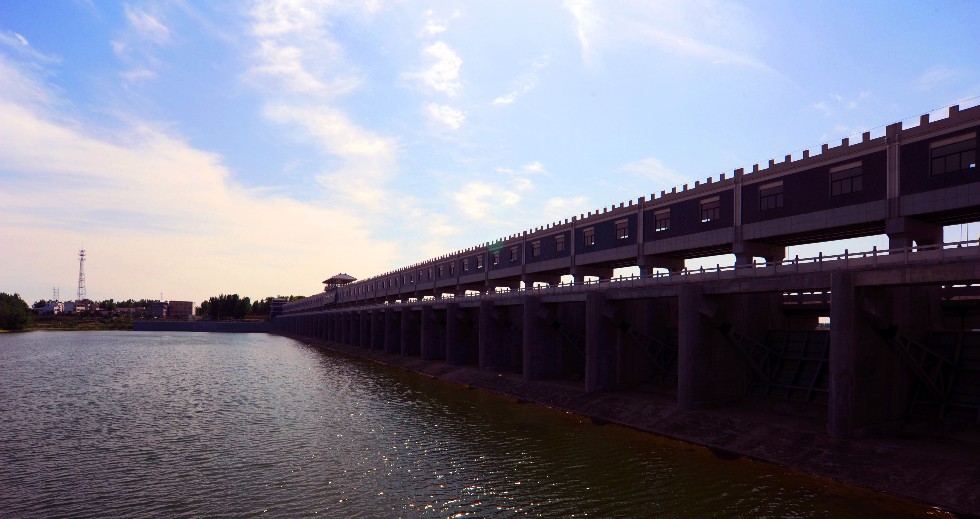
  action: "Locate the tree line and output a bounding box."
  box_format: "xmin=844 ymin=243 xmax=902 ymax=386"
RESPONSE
xmin=0 ymin=293 xmax=33 ymax=331
xmin=196 ymin=294 xmax=304 ymax=320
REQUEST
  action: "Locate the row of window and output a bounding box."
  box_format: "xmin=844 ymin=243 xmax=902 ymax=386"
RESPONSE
xmin=931 ymin=134 xmax=976 ymax=175
xmin=351 ymin=139 xmax=976 ymax=294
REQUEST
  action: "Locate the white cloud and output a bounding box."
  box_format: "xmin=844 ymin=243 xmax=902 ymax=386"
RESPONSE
xmin=914 ymin=66 xmax=963 ymax=91
xmin=0 ymin=55 xmax=397 ymax=304
xmin=121 ymin=68 xmax=158 ymax=82
xmin=426 ymin=102 xmax=465 ymax=130
xmin=522 ymin=161 xmax=546 ymax=174
xmin=124 ymin=6 xmax=170 ymax=45
xmin=493 ymin=55 xmax=548 ymax=106
xmin=620 ymin=157 xmax=686 ymax=189
xmin=564 ymin=0 xmax=599 ymax=66
xmin=406 ymin=41 xmax=462 ymax=97
xmin=544 ymin=195 xmax=589 ymax=221
xmin=453 ymin=182 xmax=522 ymax=220
xmin=419 ymin=9 xmax=461 ymax=38
xmin=563 ymin=0 xmax=769 ymax=71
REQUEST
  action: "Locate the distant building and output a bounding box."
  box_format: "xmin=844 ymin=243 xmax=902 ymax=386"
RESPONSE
xmin=167 ymin=301 xmax=193 ymax=320
xmin=38 ymin=301 xmax=64 ymax=315
xmin=270 ymin=298 xmax=288 ymax=318
xmin=148 ymin=301 xmax=167 ymax=319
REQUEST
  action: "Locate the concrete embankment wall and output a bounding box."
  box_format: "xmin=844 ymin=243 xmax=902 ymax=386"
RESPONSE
xmin=134 ymin=321 xmax=272 ymax=333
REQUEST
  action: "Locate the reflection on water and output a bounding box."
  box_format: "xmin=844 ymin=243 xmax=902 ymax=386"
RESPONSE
xmin=0 ymin=331 xmax=937 ymax=517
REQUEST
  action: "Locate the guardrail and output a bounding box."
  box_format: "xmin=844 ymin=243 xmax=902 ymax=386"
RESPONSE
xmin=283 ymin=239 xmax=980 ymax=313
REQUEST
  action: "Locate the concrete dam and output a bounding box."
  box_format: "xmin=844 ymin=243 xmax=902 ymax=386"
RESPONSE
xmin=274 ymin=104 xmax=980 ymax=514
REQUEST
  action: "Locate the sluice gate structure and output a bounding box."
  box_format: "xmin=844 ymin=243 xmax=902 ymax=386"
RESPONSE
xmin=275 ymin=104 xmax=980 ymax=512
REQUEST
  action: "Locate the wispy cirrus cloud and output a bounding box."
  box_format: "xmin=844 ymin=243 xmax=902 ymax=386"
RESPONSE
xmin=620 ymin=157 xmax=686 ymax=189
xmin=563 ymin=0 xmax=769 ymax=71
xmin=493 ymin=55 xmax=548 ymax=106
xmin=124 ymin=5 xmax=171 ymax=45
xmin=913 ymin=66 xmax=964 ymax=92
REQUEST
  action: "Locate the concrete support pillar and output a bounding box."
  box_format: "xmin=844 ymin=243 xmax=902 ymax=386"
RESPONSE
xmin=383 ymin=308 xmax=400 ymax=354
xmin=448 ymin=305 xmax=479 ymax=366
xmin=370 ymin=310 xmax=384 ymax=349
xmin=359 ymin=310 xmax=370 ymax=348
xmin=400 ymin=307 xmax=420 ymax=356
xmin=677 ymin=284 xmax=750 ymax=410
xmin=733 ymin=240 xmax=785 ymax=267
xmin=638 ymin=255 xmax=685 ymax=275
xmin=420 ymin=305 xmax=446 ymax=360
xmin=886 ymin=217 xmax=943 ymax=249
xmin=479 ymin=300 xmax=520 ymax=371
xmin=829 ymin=272 xmax=922 ymax=438
xmin=585 ymin=291 xmax=618 ymax=392
xmin=571 ymin=266 xmax=614 ymax=282
xmin=523 ymin=296 xmax=561 ymax=380
xmin=349 ymin=312 xmax=359 ymax=347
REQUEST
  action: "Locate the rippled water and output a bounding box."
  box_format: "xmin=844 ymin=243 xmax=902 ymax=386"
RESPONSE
xmin=0 ymin=331 xmax=937 ymax=518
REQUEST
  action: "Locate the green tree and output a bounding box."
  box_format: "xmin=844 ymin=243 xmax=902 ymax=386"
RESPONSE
xmin=0 ymin=293 xmax=33 ymax=331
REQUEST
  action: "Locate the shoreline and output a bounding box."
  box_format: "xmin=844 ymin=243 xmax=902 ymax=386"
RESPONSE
xmin=284 ymin=333 xmax=980 ymax=517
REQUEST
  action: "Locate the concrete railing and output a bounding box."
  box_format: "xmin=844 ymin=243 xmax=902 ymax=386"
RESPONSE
xmin=282 ymin=239 xmax=980 ymax=313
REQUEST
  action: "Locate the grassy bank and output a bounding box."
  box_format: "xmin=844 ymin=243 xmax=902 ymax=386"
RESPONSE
xmin=30 ymin=315 xmax=134 ymax=331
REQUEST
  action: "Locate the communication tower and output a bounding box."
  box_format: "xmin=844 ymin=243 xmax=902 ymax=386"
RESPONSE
xmin=77 ymin=249 xmax=87 ymax=301
xmin=53 ymin=287 xmax=60 ymax=302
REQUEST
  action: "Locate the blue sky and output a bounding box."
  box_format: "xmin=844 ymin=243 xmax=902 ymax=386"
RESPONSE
xmin=1 ymin=1 xmax=978 ymax=306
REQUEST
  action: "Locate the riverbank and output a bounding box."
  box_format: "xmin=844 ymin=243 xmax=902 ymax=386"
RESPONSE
xmin=29 ymin=315 xmax=133 ymax=331
xmin=283 ymin=333 xmax=980 ymax=517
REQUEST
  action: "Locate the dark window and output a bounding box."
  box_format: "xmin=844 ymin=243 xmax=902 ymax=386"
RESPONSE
xmin=556 ymin=235 xmax=566 ymax=252
xmin=654 ymin=210 xmax=670 ymax=232
xmin=616 ymin=220 xmax=629 ymax=239
xmin=477 ymin=255 xmax=484 ymax=268
xmin=428 ymin=268 xmax=433 ymax=280
xmin=510 ymin=246 xmax=518 ymax=262
xmin=449 ymin=263 xmax=455 ymax=275
xmin=931 ymin=137 xmax=976 ymax=175
xmin=463 ymin=258 xmax=469 ymax=271
xmin=438 ymin=265 xmax=444 ymax=277
xmin=830 ymin=166 xmax=862 ymax=196
xmin=759 ymin=184 xmax=783 ymax=211
xmin=700 ymin=199 xmax=720 ymax=222
xmin=584 ymin=227 xmax=595 ymax=246
xmin=493 ymin=251 xmax=500 ymax=265
xmin=531 ymin=241 xmax=541 ymax=257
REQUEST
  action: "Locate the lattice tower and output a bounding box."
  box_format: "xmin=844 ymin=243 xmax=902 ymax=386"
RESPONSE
xmin=53 ymin=287 xmax=59 ymax=301
xmin=77 ymin=249 xmax=86 ymax=301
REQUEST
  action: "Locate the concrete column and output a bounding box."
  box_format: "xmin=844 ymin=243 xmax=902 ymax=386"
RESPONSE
xmin=886 ymin=217 xmax=943 ymax=249
xmin=677 ymin=284 xmax=750 ymax=410
xmin=829 ymin=272 xmax=919 ymax=438
xmin=384 ymin=307 xmax=400 ymax=354
xmin=448 ymin=304 xmax=479 ymax=365
xmin=585 ymin=291 xmax=618 ymax=392
xmin=370 ymin=310 xmax=384 ymax=349
xmin=420 ymin=305 xmax=446 ymax=361
xmin=638 ymin=255 xmax=685 ymax=275
xmin=479 ymin=300 xmax=515 ymax=370
xmin=400 ymin=307 xmax=420 ymax=356
xmin=523 ymin=296 xmax=561 ymax=380
xmin=733 ymin=241 xmax=785 ymax=267
xmin=359 ymin=310 xmax=370 ymax=348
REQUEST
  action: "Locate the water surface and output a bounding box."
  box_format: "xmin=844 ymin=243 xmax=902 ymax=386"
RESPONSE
xmin=0 ymin=331 xmax=938 ymax=517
